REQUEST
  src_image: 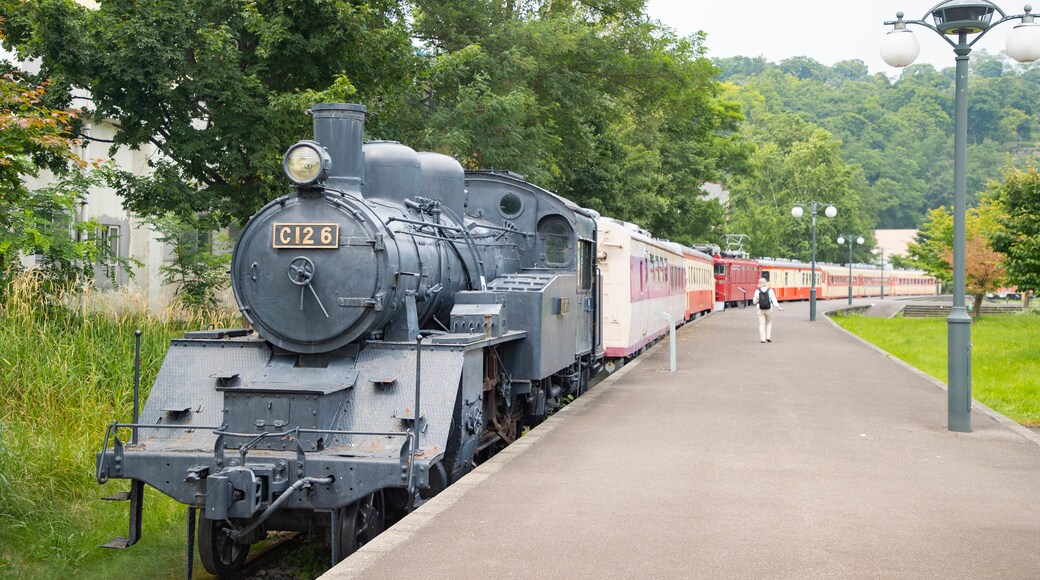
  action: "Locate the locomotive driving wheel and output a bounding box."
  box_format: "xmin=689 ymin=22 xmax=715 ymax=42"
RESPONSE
xmin=336 ymin=491 xmax=386 ymax=561
xmin=198 ymin=518 xmax=250 ymax=577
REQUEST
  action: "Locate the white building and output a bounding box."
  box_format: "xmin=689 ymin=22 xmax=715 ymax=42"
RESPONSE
xmin=873 ymin=229 xmax=918 ymax=260
xmin=7 ymin=42 xmax=214 ymax=310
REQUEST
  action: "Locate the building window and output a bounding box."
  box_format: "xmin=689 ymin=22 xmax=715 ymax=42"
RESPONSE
xmin=98 ymin=224 xmax=122 ymax=281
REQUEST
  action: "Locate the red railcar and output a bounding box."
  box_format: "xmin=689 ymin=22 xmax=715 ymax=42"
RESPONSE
xmin=712 ymin=253 xmax=762 ymax=308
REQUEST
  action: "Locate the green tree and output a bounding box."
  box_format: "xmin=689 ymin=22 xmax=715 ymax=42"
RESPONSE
xmin=987 ymin=165 xmax=1040 ymax=306
xmin=151 ymin=212 xmax=231 ymax=311
xmin=2 ymin=0 xmax=419 ymax=225
xmin=900 ymin=207 xmax=954 ymax=286
xmin=724 ymin=114 xmax=873 ymax=261
xmin=902 ymin=201 xmax=1008 ymax=316
xmin=0 ymin=68 xmax=122 ymax=293
xmin=406 ymin=0 xmax=744 ymax=244
xmin=950 ymin=235 xmax=1006 ymax=319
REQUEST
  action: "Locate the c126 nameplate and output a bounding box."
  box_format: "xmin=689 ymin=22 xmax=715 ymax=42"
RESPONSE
xmin=272 ymin=223 xmax=339 ymax=249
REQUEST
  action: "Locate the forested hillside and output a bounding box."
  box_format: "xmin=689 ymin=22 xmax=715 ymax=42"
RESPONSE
xmin=716 ymin=53 xmax=1040 ymax=230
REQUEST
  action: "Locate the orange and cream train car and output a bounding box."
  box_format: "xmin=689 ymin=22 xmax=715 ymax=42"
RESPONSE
xmin=758 ymin=258 xmax=817 ymax=301
xmin=682 ymin=246 xmax=715 ymax=320
xmin=819 ymin=264 xmax=940 ymax=299
xmin=881 ymin=269 xmax=941 ymax=297
xmin=760 ymin=258 xmax=939 ymax=301
xmin=597 ymin=218 xmax=687 ymax=368
xmin=819 ymin=265 xmax=869 ymax=299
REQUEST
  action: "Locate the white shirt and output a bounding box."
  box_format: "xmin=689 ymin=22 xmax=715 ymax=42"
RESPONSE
xmin=753 ymin=287 xmax=779 ymax=309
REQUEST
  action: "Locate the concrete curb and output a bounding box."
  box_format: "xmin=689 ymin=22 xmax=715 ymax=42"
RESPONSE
xmin=321 ymin=326 xmax=661 ymax=578
xmin=825 ymin=309 xmax=1040 ymax=448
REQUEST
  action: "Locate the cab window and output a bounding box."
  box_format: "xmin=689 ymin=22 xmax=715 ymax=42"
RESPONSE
xmin=539 ymin=216 xmax=572 ymax=267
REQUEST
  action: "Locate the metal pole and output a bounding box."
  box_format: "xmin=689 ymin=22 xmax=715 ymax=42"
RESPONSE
xmin=880 ymin=250 xmax=884 ymax=299
xmin=407 ymin=335 xmax=423 ymax=499
xmin=848 ymin=242 xmax=854 ymax=305
xmin=414 ymin=335 xmax=422 ymax=452
xmin=132 ymin=330 xmax=142 ymax=445
xmin=948 ymin=37 xmax=972 ymax=432
xmin=810 ymin=208 xmax=818 ymax=321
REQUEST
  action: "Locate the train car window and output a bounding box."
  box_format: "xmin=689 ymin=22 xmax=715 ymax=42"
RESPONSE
xmin=539 ymin=217 xmax=572 ymax=267
xmin=577 ymin=240 xmax=593 ymax=290
xmin=763 ymin=270 xmax=770 ymax=281
xmin=714 ymin=264 xmax=726 ymax=276
xmin=498 ymin=192 xmax=524 ymax=218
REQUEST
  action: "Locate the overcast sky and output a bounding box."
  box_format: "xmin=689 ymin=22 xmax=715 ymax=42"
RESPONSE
xmin=646 ymin=0 xmax=1020 ymax=74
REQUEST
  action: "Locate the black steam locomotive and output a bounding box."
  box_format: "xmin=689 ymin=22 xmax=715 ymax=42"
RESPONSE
xmin=96 ymin=103 xmax=602 ymax=576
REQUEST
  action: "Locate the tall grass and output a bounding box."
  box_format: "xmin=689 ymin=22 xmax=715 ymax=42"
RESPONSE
xmin=833 ymin=312 xmax=1040 ymax=425
xmin=0 ymin=272 xmax=239 ymax=578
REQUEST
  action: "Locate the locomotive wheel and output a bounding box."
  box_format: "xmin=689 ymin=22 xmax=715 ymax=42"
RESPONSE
xmin=198 ymin=518 xmax=249 ymax=577
xmin=337 ymin=491 xmax=386 ymax=561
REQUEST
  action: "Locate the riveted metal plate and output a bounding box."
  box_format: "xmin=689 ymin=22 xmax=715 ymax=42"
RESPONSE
xmin=139 ymin=339 xmax=271 ymax=450
xmin=328 ymin=343 xmax=465 ymax=461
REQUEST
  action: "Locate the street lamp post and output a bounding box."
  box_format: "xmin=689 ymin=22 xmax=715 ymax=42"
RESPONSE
xmin=873 ymin=247 xmax=885 ymax=299
xmin=837 ymin=235 xmax=865 ymax=305
xmin=881 ymin=1 xmax=1040 ymax=432
xmin=791 ymin=202 xmax=837 ymax=321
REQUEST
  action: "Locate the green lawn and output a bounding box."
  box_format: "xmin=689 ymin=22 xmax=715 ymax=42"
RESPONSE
xmin=832 ymin=312 xmax=1040 ymax=425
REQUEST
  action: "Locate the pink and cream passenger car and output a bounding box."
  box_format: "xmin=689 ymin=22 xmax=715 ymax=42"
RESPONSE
xmin=597 ymin=218 xmax=687 ymax=366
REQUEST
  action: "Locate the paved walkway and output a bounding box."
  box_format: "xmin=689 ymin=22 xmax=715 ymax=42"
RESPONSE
xmin=323 ymin=299 xmax=1040 ymax=579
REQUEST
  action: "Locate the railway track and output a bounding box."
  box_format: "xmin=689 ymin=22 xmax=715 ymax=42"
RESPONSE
xmin=223 ymin=532 xmax=313 ymax=580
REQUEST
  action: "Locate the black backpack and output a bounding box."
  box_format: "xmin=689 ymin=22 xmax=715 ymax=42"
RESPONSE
xmin=758 ymin=288 xmax=771 ymax=309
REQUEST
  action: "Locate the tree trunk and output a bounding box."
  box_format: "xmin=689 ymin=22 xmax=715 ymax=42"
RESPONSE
xmin=972 ymin=293 xmax=984 ymax=321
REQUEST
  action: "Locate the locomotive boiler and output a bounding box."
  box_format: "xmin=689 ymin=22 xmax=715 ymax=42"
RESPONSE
xmin=96 ymin=103 xmax=602 ymax=577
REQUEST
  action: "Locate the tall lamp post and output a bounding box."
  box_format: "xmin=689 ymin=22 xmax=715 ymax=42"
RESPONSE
xmin=880 ymin=1 xmax=1040 ymax=432
xmin=873 ymin=247 xmax=885 ymax=299
xmin=837 ymin=235 xmax=865 ymax=305
xmin=791 ymin=202 xmax=837 ymax=321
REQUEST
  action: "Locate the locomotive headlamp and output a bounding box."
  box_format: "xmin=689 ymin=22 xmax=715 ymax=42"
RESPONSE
xmin=283 ymin=141 xmax=331 ymax=187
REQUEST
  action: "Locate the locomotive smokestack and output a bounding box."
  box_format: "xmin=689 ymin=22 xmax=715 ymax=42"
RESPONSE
xmin=310 ymin=103 xmax=366 ymax=193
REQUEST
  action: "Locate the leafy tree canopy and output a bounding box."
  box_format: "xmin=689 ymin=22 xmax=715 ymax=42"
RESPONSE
xmin=901 ymin=200 xmax=1007 ymax=315
xmin=2 ymin=0 xmax=419 ymax=225
xmin=987 ymin=165 xmax=1040 ymax=294
xmin=3 ymin=0 xmax=749 ymax=247
xmin=402 ymin=0 xmax=746 ymax=245
xmin=722 ymin=113 xmax=874 ymax=263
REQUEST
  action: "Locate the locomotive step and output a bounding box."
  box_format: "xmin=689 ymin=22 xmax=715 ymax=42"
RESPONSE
xmin=100 ymin=537 xmax=132 ymax=550
xmin=99 ymin=480 xmax=144 ymax=550
xmin=101 ymin=491 xmax=131 ymax=501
